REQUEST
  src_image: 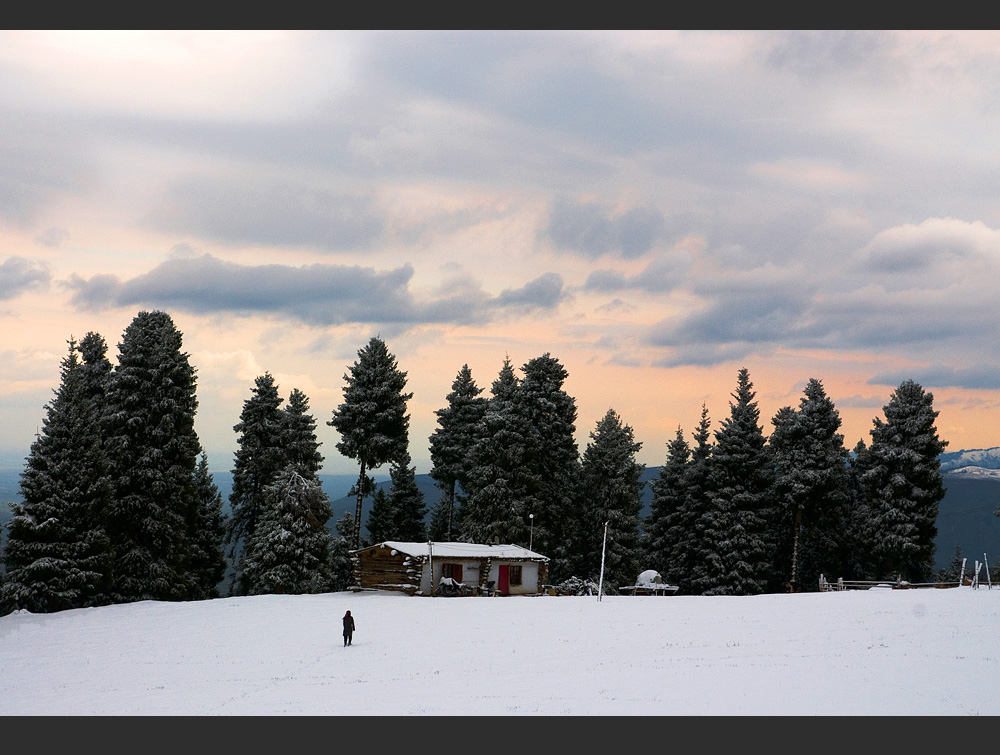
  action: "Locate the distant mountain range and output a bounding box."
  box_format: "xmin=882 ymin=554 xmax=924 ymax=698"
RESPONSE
xmin=2 ymin=454 xmax=998 ymax=575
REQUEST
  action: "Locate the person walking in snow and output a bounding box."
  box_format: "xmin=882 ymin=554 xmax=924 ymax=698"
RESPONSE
xmin=343 ymin=610 xmax=355 ymax=646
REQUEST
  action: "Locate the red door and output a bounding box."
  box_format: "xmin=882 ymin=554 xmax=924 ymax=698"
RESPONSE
xmin=498 ymin=565 xmax=510 ymax=595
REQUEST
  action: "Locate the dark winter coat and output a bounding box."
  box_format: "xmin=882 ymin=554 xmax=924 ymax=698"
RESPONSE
xmin=343 ymin=612 xmax=355 ymax=636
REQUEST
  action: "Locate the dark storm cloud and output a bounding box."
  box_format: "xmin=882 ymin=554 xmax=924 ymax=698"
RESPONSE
xmin=0 ymin=257 xmax=50 ymax=300
xmin=546 ymin=198 xmax=666 ymax=259
xmin=66 ymin=254 xmax=563 ymax=326
xmin=146 ymin=178 xmax=385 ymax=252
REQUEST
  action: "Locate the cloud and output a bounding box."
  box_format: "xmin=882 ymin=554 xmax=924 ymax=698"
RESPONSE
xmin=66 ymin=254 xmax=563 ymax=327
xmin=868 ymin=365 xmax=1000 ymax=391
xmin=493 ymin=272 xmax=564 ymax=312
xmin=0 ymin=257 xmax=50 ymax=300
xmin=146 ymin=178 xmax=385 ymax=252
xmin=584 ymin=252 xmax=691 ymax=293
xmin=545 ymin=198 xmax=666 ymax=259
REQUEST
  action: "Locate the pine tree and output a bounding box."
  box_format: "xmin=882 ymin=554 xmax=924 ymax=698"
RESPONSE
xmin=768 ymin=379 xmax=849 ymax=592
xmin=365 ymin=487 xmax=394 ymax=546
xmin=842 ymin=438 xmax=874 ymax=580
xmin=576 ymin=409 xmax=645 ymax=590
xmin=104 ymin=311 xmax=201 ymax=603
xmin=329 ymin=512 xmax=356 ymax=591
xmin=329 ymin=337 xmax=412 ymax=550
xmin=861 ymin=379 xmax=948 ymax=582
xmin=684 ymin=404 xmax=715 ymax=595
xmin=462 ymin=357 xmax=534 ymax=545
xmin=428 ymin=365 xmax=487 ymax=540
xmin=282 ymin=388 xmax=324 ymax=480
xmin=228 ymin=373 xmax=286 ymax=592
xmin=517 ymin=353 xmax=581 ymax=581
xmin=700 ymin=368 xmax=774 ymax=596
xmin=239 ymin=466 xmax=334 ymax=595
xmin=643 ymin=426 xmax=691 ymax=589
xmin=1 ymin=340 xmax=113 ymax=615
xmin=188 ymin=453 xmax=228 ymax=600
xmin=386 ymin=448 xmax=427 ymax=542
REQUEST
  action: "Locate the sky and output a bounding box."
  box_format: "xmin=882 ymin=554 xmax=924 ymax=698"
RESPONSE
xmin=3 ymin=30 xmax=1000 ymax=478
xmin=3 ymin=585 xmax=999 ymax=715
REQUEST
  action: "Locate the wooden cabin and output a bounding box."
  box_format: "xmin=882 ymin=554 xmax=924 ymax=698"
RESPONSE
xmin=350 ymin=541 xmax=550 ymax=597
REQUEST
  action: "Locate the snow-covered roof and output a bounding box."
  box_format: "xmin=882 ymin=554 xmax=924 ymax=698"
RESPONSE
xmin=374 ymin=541 xmax=548 ymax=560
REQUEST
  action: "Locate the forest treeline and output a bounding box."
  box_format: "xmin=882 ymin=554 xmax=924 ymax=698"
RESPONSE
xmin=0 ymin=310 xmax=953 ymax=615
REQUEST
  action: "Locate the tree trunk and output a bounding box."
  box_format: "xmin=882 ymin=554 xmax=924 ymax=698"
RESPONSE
xmin=445 ymin=480 xmax=455 ymax=540
xmin=789 ymin=506 xmax=804 ymax=590
xmin=353 ymin=458 xmax=367 ymax=550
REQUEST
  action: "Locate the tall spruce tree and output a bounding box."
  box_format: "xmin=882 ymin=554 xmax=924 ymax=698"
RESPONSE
xmin=576 ymin=409 xmax=645 ymax=589
xmin=699 ymin=368 xmax=774 ymax=596
xmin=188 ymin=453 xmax=228 ymax=600
xmin=462 ymin=357 xmax=534 ymax=545
xmin=1 ymin=340 xmax=113 ymax=615
xmin=517 ymin=353 xmax=581 ymax=581
xmin=329 ymin=336 xmax=412 ymax=550
xmin=329 ymin=512 xmax=357 ymax=591
xmin=104 ymin=311 xmax=201 ymax=603
xmin=365 ymin=487 xmax=394 ymax=546
xmin=228 ymin=373 xmax=286 ymax=592
xmin=861 ymin=379 xmax=947 ymax=582
xmin=643 ymin=426 xmax=691 ymax=590
xmin=684 ymin=404 xmax=715 ymax=595
xmin=386 ymin=448 xmax=427 ymax=542
xmin=282 ymin=388 xmax=324 ymax=480
xmin=238 ymin=466 xmax=334 ymax=595
xmin=428 ymin=365 xmax=487 ymax=540
xmin=768 ymin=379 xmax=849 ymax=592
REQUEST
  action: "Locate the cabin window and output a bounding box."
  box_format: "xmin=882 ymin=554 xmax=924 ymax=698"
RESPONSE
xmin=442 ymin=563 xmax=463 ymax=583
xmin=509 ymin=565 xmax=522 ymax=586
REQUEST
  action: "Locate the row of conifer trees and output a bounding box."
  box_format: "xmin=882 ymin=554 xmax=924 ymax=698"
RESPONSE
xmin=0 ymin=309 xmax=950 ymax=615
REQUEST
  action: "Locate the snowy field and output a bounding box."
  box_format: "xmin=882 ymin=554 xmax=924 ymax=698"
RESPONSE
xmin=2 ymin=586 xmax=999 ymax=716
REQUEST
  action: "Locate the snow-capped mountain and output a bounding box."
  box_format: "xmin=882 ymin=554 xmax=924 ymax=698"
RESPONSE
xmin=939 ymin=447 xmax=1000 ymax=473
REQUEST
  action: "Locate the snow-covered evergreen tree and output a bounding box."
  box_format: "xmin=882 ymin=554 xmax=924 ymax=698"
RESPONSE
xmin=77 ymin=331 xmax=112 ymax=421
xmin=0 ymin=340 xmax=113 ymax=615
xmin=188 ymin=453 xmax=228 ymax=600
xmin=699 ymin=368 xmax=775 ymax=596
xmin=328 ymin=337 xmax=412 ymax=550
xmin=428 ymin=364 xmax=487 ymax=540
xmin=238 ymin=466 xmax=334 ymax=595
xmin=282 ymin=388 xmax=324 ymax=481
xmin=768 ymin=379 xmax=849 ymax=592
xmin=576 ymin=409 xmax=645 ymax=590
xmin=643 ymin=426 xmax=691 ymax=589
xmin=683 ymin=404 xmax=716 ymax=595
xmin=228 ymin=373 xmax=286 ymax=593
xmin=104 ymin=311 xmax=201 ymax=603
xmin=517 ymin=354 xmax=581 ymax=581
xmin=329 ymin=512 xmax=356 ymax=591
xmin=462 ymin=357 xmax=535 ymax=545
xmin=364 ymin=487 xmax=394 ymax=546
xmin=861 ymin=379 xmax=948 ymax=582
xmin=386 ymin=448 xmax=426 ymax=542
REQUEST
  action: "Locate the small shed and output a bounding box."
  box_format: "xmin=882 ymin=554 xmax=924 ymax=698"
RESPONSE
xmin=350 ymin=541 xmax=549 ymax=597
xmin=619 ymin=569 xmax=679 ymax=596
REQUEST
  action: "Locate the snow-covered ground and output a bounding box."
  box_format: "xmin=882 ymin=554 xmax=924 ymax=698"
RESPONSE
xmin=3 ymin=586 xmax=999 ymax=716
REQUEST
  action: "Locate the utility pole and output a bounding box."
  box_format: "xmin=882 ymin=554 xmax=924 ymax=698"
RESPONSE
xmin=598 ymin=520 xmax=609 ymax=602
